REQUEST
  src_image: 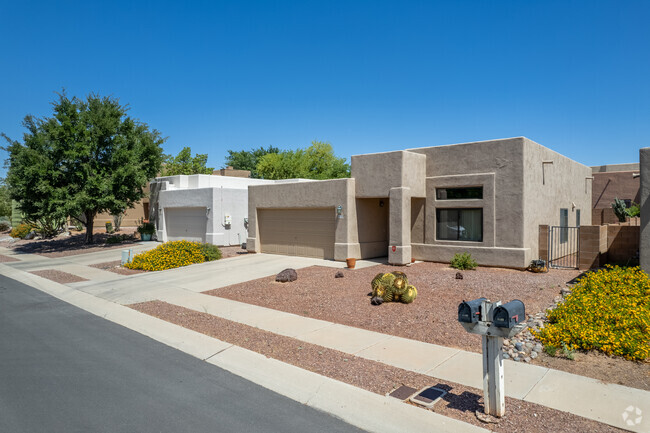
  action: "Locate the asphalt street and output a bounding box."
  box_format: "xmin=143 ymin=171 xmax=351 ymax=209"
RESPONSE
xmin=0 ymin=274 xmax=366 ymax=433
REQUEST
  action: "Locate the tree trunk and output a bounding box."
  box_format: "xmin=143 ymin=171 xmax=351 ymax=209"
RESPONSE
xmin=84 ymin=210 xmax=95 ymax=244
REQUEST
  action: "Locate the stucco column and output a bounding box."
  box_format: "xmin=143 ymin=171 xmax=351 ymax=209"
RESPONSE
xmin=388 ymin=187 xmax=411 ymax=265
xmin=640 ymin=148 xmax=650 ymax=273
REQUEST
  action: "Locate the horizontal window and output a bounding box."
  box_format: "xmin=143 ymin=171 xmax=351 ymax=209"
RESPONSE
xmin=436 ymin=208 xmax=483 ymax=242
xmin=436 ymin=187 xmax=483 ymax=200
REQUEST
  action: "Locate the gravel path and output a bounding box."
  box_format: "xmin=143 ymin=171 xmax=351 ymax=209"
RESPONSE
xmin=29 ymin=269 xmax=89 ymax=284
xmin=131 ymin=301 xmax=623 ymax=433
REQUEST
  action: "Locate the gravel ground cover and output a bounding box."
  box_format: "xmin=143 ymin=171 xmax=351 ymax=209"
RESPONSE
xmin=205 ymin=262 xmax=650 ymax=391
xmin=217 ymin=245 xmax=250 ymax=259
xmin=89 ymin=260 xmax=146 ymax=276
xmin=29 ymin=269 xmax=89 ymax=284
xmin=131 ymin=301 xmax=623 ymax=433
xmin=0 ymin=254 xmax=20 ymax=262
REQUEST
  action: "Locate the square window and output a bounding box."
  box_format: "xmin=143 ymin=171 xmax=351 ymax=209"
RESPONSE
xmin=436 ymin=208 xmax=483 ymax=242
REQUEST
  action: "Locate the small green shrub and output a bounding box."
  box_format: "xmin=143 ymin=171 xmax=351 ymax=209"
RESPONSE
xmin=72 ymin=220 xmax=84 ymax=231
xmin=105 ymin=222 xmax=114 ymax=233
xmin=10 ymin=223 xmax=32 ymax=239
xmin=561 ymin=342 xmax=576 ymax=361
xmin=125 ymin=240 xmax=222 ymax=271
xmin=544 ymin=345 xmax=558 ymax=357
xmin=627 ymin=202 xmax=640 ymax=218
xmin=200 ymin=243 xmax=222 ymax=261
xmin=450 ymin=252 xmax=478 ymax=270
xmin=0 ymin=221 xmax=10 ymax=232
xmin=612 ymin=197 xmax=628 ymax=222
xmin=137 ymin=221 xmax=156 ymax=235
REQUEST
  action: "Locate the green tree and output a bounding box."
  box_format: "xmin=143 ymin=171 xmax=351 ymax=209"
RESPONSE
xmin=0 ymin=182 xmax=11 ymax=217
xmin=256 ymin=141 xmax=350 ymax=180
xmin=162 ymin=146 xmax=214 ymax=176
xmin=224 ymin=145 xmax=279 ymax=178
xmin=3 ymin=92 xmax=164 ymax=243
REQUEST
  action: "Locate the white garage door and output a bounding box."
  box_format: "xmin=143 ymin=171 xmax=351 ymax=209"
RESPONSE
xmin=258 ymin=208 xmax=335 ymax=259
xmin=165 ymin=207 xmax=207 ymax=243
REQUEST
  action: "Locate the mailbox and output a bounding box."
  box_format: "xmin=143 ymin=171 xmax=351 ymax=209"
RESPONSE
xmin=458 ymin=298 xmax=487 ymax=323
xmin=493 ymin=300 xmax=525 ymax=328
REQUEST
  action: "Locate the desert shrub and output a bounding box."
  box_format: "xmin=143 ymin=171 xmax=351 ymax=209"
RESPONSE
xmin=450 ymin=252 xmax=477 ymax=270
xmin=125 ymin=240 xmax=222 ymax=271
xmin=612 ymin=197 xmax=628 ymax=222
xmin=627 ymin=202 xmax=640 ymax=218
xmin=0 ymin=221 xmax=10 ymax=231
xmin=30 ymin=216 xmax=66 ymax=238
xmin=200 ymin=243 xmax=222 ymax=261
xmin=532 ymin=265 xmax=650 ymax=361
xmin=105 ymin=222 xmax=114 ymax=233
xmin=137 ymin=221 xmax=156 ymax=235
xmin=10 ymin=223 xmax=32 ymax=239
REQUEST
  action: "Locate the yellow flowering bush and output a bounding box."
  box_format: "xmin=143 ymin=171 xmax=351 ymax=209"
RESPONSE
xmin=533 ymin=265 xmax=650 ymax=361
xmin=125 ymin=240 xmax=222 ymax=271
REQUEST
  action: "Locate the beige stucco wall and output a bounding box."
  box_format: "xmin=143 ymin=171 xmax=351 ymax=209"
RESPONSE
xmin=522 ymin=138 xmax=592 ymax=264
xmin=351 ymin=150 xmax=426 ymax=198
xmin=247 ymin=179 xmax=359 ymax=260
xmin=407 ymin=137 xmax=529 ymax=267
xmin=95 ymin=200 xmax=148 ymax=228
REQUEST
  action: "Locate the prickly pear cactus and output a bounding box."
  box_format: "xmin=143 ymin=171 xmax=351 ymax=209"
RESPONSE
xmin=370 ymin=271 xmax=417 ymax=305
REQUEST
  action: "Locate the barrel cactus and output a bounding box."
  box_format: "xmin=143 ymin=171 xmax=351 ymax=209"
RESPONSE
xmin=369 ymin=271 xmax=417 ymax=305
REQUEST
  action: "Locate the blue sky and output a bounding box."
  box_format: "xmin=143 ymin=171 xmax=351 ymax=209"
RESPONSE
xmin=1 ymin=1 xmax=648 ymax=176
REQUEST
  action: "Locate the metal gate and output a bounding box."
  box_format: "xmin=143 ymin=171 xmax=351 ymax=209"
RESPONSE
xmin=548 ymin=226 xmax=579 ymax=269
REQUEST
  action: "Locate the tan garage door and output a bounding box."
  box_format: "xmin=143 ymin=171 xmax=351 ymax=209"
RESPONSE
xmin=165 ymin=207 xmax=207 ymax=243
xmin=259 ymin=208 xmax=335 ymax=259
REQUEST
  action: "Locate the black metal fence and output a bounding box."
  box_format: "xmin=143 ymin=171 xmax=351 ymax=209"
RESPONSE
xmin=549 ymin=226 xmax=580 ymax=269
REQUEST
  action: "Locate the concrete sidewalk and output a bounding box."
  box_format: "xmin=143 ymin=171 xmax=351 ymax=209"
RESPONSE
xmin=0 ymin=248 xmax=647 ymax=432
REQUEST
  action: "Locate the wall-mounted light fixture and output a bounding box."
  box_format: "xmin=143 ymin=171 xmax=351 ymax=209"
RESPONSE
xmin=633 ymin=173 xmax=640 ymax=178
xmin=337 ymin=205 xmax=344 ymax=219
xmin=379 ymin=200 xmax=384 ymax=207
xmin=206 ymin=207 xmax=211 ymax=217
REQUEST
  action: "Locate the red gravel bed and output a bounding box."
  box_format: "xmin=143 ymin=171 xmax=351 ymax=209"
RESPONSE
xmin=219 ymin=245 xmax=250 ymax=259
xmin=0 ymin=254 xmax=20 ymax=262
xmin=130 ymin=301 xmax=622 ymax=433
xmin=30 ymin=269 xmax=88 ymax=284
xmin=205 ymin=262 xmax=578 ymax=354
xmin=89 ymin=260 xmax=146 ymax=275
xmin=205 ymin=262 xmax=650 ymax=390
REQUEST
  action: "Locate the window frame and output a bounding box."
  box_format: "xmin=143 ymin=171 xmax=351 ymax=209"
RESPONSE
xmin=435 ymin=186 xmax=483 ymax=200
xmin=435 ymin=208 xmax=483 ymax=242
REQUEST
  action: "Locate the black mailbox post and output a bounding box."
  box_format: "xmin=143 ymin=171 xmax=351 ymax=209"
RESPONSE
xmin=458 ymin=298 xmax=487 ymax=323
xmin=493 ymin=300 xmax=525 ymax=328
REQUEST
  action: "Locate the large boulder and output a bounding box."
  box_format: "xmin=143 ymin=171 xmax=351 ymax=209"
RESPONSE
xmin=276 ymin=268 xmax=298 ymax=283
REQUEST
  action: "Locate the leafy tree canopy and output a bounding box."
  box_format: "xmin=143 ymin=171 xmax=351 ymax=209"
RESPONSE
xmin=162 ymin=146 xmax=214 ymax=176
xmin=2 ymin=92 xmax=164 ymax=243
xmin=0 ymin=181 xmax=11 ymax=217
xmin=256 ymin=141 xmax=350 ymax=180
xmin=224 ymin=145 xmax=279 ymax=178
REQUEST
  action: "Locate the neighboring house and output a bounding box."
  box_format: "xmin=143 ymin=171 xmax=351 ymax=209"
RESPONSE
xmin=590 ymin=163 xmax=640 ymax=225
xmin=148 ymin=175 xmax=310 ymax=246
xmin=246 ymin=137 xmax=592 ymax=268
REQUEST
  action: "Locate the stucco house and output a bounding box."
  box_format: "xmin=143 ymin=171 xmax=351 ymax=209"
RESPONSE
xmin=148 ymin=174 xmax=310 ymax=246
xmin=246 ymin=137 xmax=592 ymax=268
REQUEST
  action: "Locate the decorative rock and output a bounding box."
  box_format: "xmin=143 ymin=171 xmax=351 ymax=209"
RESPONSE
xmin=514 ymin=342 xmax=524 ymax=351
xmin=530 ymin=351 xmax=538 ymax=359
xmin=275 ymin=268 xmax=298 ymax=282
xmin=534 ymin=344 xmax=543 ymax=352
xmin=513 ymin=357 xmax=521 ymax=362
xmin=24 ymin=231 xmax=36 ymax=240
xmin=370 ymin=296 xmax=384 ymax=305
xmin=525 ymin=342 xmax=534 ymax=349
xmin=502 ymin=353 xmax=510 ymax=359
xmin=455 ymin=272 xmax=463 ymax=280
xmin=524 ymin=357 xmax=531 ymax=363
xmin=560 ymin=288 xmax=572 ymax=296
xmin=334 ymin=271 xmax=344 ymax=278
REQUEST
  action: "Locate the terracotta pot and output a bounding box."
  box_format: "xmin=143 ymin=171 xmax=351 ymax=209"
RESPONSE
xmin=346 ymin=258 xmax=356 ymax=269
xmin=411 ymin=258 xmax=416 ymax=263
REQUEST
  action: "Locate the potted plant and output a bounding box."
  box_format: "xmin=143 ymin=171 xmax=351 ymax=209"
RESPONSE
xmin=137 ymin=221 xmax=156 ymax=241
xmin=346 ymin=258 xmax=356 ymax=269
